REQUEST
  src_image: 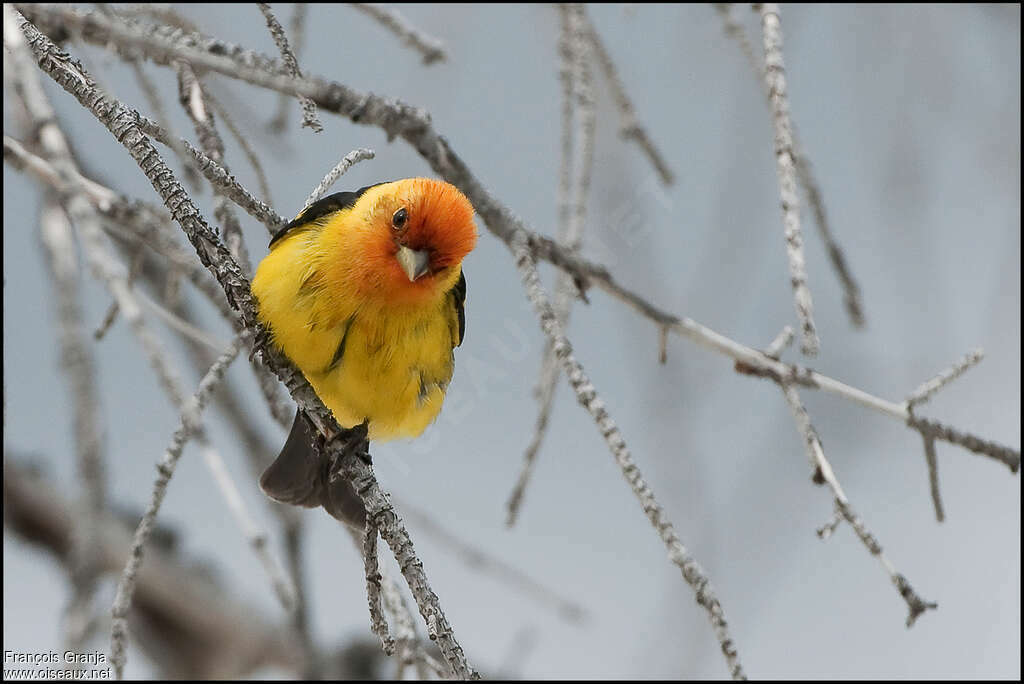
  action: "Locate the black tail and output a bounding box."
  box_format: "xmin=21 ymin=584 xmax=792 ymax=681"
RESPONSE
xmin=260 ymin=410 xmax=367 ymax=529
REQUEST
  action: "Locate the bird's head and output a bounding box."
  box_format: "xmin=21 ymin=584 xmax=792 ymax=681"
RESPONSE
xmin=341 ymin=178 xmax=477 ymax=305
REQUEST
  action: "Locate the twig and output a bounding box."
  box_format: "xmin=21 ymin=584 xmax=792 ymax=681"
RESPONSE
xmin=815 ymin=503 xmax=842 ymax=540
xmin=303 ymin=147 xmax=376 ymax=211
xmin=764 ymin=325 xmax=794 ymax=360
xmin=134 ymin=288 xmax=229 ymax=352
xmin=363 ymin=521 xmax=396 ymax=655
xmin=19 ymin=7 xmax=1019 ymax=675
xmin=5 ymin=18 xmax=297 ymax=672
xmin=94 ymin=4 xmax=204 ymax=192
xmin=93 ymin=245 xmax=145 ymax=341
xmin=716 ymin=3 xmax=864 ymax=328
xmin=4 ymin=4 xmax=185 ymax=410
xmin=400 ymin=498 xmax=588 ymax=623
xmin=15 ymin=15 xmax=476 ymax=676
xmin=14 ymin=4 xmax=1017 ymax=468
xmin=779 ymin=383 xmax=937 ymax=627
xmin=110 ymin=334 xmax=247 ymax=678
xmin=3 ymin=140 xmax=232 ymax=323
xmin=508 ymin=3 xmax=595 ymax=528
xmin=171 ymin=134 xmax=286 ymax=232
xmin=258 ymin=2 xmax=322 ymax=132
xmin=759 ymin=3 xmax=819 ymax=355
xmin=38 ymin=198 xmax=107 ymax=653
xmin=582 ymin=10 xmax=674 ymax=185
xmin=267 ymin=3 xmax=308 ymax=133
xmin=512 ymin=232 xmax=746 ymax=680
xmin=283 ymin=517 xmax=318 ymax=678
xmin=207 ymin=90 xmax=274 ymax=205
xmin=906 ymin=348 xmax=985 ymax=410
xmin=199 ymin=440 xmax=296 ymax=613
xmin=921 ymin=434 xmax=944 ymax=523
xmin=379 ymin=571 xmax=429 ymax=680
xmin=350 ymin=3 xmax=446 ymax=65
xmin=176 ymin=60 xmax=253 ymax=275
xmin=107 ymin=3 xmax=199 ymax=33
xmin=3 ymin=459 xmax=301 ymax=679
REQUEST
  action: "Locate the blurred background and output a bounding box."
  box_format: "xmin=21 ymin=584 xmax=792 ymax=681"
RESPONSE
xmin=3 ymin=4 xmax=1020 ymax=679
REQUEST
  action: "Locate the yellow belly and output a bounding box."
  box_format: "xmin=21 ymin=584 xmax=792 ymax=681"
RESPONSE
xmin=251 ymin=234 xmax=457 ymax=441
xmin=304 ymin=307 xmax=454 ymax=440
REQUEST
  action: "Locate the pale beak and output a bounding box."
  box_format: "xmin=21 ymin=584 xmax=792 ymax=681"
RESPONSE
xmin=395 ymin=245 xmax=431 ymax=281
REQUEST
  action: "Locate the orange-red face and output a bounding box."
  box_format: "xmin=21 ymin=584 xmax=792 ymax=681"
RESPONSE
xmin=360 ymin=178 xmax=477 ymax=302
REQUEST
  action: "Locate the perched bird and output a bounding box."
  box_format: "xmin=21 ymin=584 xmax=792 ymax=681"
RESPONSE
xmin=252 ymin=178 xmax=477 ymax=526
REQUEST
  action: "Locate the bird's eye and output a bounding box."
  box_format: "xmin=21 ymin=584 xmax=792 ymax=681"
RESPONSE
xmin=392 ymin=208 xmax=408 ymax=231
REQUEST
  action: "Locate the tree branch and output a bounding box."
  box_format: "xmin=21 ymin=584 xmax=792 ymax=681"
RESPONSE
xmin=14 ymin=12 xmax=476 ymax=678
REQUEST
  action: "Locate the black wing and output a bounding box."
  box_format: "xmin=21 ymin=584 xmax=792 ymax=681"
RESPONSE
xmin=450 ymin=269 xmax=467 ymax=347
xmin=268 ymin=182 xmax=387 ymax=248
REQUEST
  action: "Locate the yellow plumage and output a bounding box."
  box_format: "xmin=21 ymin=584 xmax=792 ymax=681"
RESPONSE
xmin=251 ymin=179 xmax=475 ymax=442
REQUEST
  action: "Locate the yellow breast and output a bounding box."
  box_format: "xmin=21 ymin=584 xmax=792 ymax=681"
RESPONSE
xmin=251 ymin=228 xmax=460 ymax=442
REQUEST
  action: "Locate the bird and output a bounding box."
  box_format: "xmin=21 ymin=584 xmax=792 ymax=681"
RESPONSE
xmin=251 ymin=178 xmax=477 ymax=527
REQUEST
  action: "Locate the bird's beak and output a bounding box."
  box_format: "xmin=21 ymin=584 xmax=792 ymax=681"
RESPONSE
xmin=395 ymin=245 xmax=431 ymax=281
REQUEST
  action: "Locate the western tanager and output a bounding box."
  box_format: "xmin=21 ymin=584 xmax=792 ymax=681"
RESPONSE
xmin=252 ymin=178 xmax=477 ymax=524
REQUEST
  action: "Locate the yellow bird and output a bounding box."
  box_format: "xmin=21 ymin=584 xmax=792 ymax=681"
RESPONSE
xmin=252 ymin=178 xmax=477 ymax=524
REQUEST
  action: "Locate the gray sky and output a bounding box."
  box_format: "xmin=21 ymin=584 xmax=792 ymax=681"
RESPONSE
xmin=4 ymin=4 xmax=1020 ymax=679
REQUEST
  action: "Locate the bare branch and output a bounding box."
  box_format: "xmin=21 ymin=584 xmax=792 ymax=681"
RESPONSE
xmin=173 ymin=135 xmax=286 ymax=232
xmin=15 ymin=3 xmax=1016 ymax=469
xmin=134 ymin=288 xmax=229 ymax=352
xmin=3 ymin=459 xmax=301 ymax=679
xmin=38 ymin=198 xmax=107 ymax=653
xmin=267 ymin=3 xmax=308 ymax=133
xmin=779 ymin=382 xmax=937 ymax=626
xmin=176 ymin=60 xmax=253 ymax=275
xmin=14 ymin=15 xmax=476 ymax=676
xmin=94 ymin=3 xmax=205 ymax=192
xmin=907 ymin=348 xmax=985 ymax=410
xmin=207 ymin=90 xmax=274 ymax=205
xmin=350 ymin=3 xmax=446 ymax=64
xmin=764 ymin=325 xmax=794 ymax=360
xmin=716 ymin=2 xmax=865 ymax=328
xmin=512 ymin=232 xmax=746 ymax=680
xmin=13 ymin=8 xmax=1018 ymax=677
xmin=400 ymin=498 xmax=588 ymax=623
xmin=93 ymin=243 xmax=145 ymax=341
xmin=303 ymin=147 xmax=376 ymax=210
xmin=5 ymin=17 xmax=297 ymax=675
xmin=583 ymin=10 xmax=674 ymax=185
xmin=508 ymin=3 xmax=596 ymax=528
xmin=362 ymin=522 xmax=396 ymax=655
xmin=922 ymin=434 xmax=944 ymax=523
xmin=759 ymin=3 xmax=819 ymax=355
xmin=110 ymin=334 xmax=248 ymax=678
xmin=258 ymin=2 xmax=322 ymax=132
